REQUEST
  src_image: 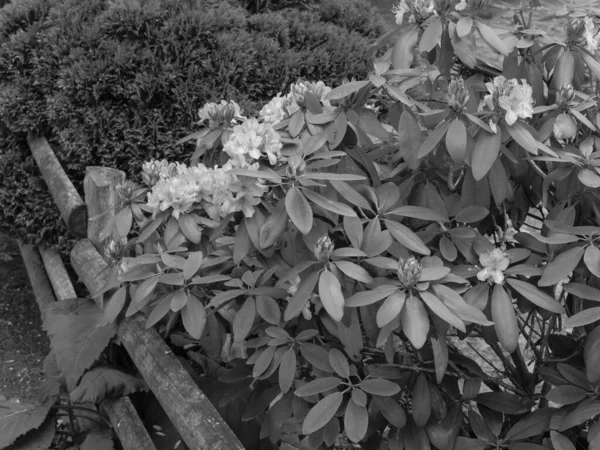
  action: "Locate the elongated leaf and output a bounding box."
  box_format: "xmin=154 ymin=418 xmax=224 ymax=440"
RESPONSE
xmin=296 ymin=377 xmax=342 ymax=397
xmin=279 ymin=347 xmax=296 ymax=394
xmin=420 ymin=290 xmax=465 ymax=332
xmin=563 ymin=283 xmax=600 ymax=301
xmin=302 ymin=392 xmax=344 ymax=435
xmin=330 ymin=180 xmax=372 ymax=210
xmin=286 ymin=187 xmax=313 ymax=234
xmin=580 ymin=49 xmax=600 ymax=80
xmin=346 ymin=285 xmax=399 ymax=307
xmin=560 ymin=402 xmax=600 ymax=431
xmin=564 ymin=307 xmax=600 ymax=328
xmin=376 ymin=291 xmax=406 ymax=327
xmin=387 ymin=205 xmax=448 ymax=222
xmin=453 ymin=437 xmax=488 ymax=450
xmin=373 ymin=396 xmax=406 ymax=429
xmin=551 ymin=430 xmax=576 ymax=450
xmin=584 ymin=245 xmax=600 ymax=278
xmin=385 ymin=219 xmax=430 ymax=255
xmin=300 ymin=343 xmax=334 ymax=372
xmin=412 ymin=372 xmax=431 ymax=427
xmin=391 ymin=23 xmax=419 ymax=70
xmin=345 ymin=399 xmax=368 ymax=443
xmin=253 ymin=346 xmax=277 ymax=378
xmin=418 ymin=120 xmax=452 ymax=158
xmin=285 ymin=271 xmax=319 ymax=320
xmin=329 ymin=348 xmax=350 ymax=378
xmin=302 ymin=173 xmax=366 ymax=181
xmin=539 ymin=246 xmax=585 ymax=287
xmin=504 ymin=408 xmax=554 ymax=441
xmin=319 ymin=270 xmax=345 ymax=321
xmin=507 ymin=279 xmax=565 ymax=313
xmin=455 ymin=205 xmax=490 ymax=223
xmin=471 ymin=130 xmax=502 ymax=181
xmin=260 ymin=199 xmax=289 ymax=249
xmin=401 ymin=295 xmax=429 ymax=349
xmin=0 ymin=402 xmax=51 ymax=448
xmin=476 ymin=22 xmax=508 ymax=55
xmin=178 ymin=214 xmax=202 ymax=244
xmin=302 ymin=188 xmax=357 ymax=217
xmin=359 ymin=378 xmax=401 ymax=396
xmin=446 ymin=118 xmax=467 ymax=165
xmin=256 ymin=295 xmax=281 ymax=324
xmin=552 ymin=48 xmax=575 ymax=90
xmin=182 ymin=294 xmax=207 ymax=339
xmin=324 ymin=80 xmax=371 ymax=101
xmin=103 ymin=286 xmax=127 ymax=324
xmin=508 ymin=121 xmax=539 ymax=155
xmin=70 ymin=366 xmax=147 ymax=403
xmin=492 ymin=285 xmax=518 ymax=353
xmin=334 ymin=261 xmax=372 ymax=284
xmin=546 ymin=385 xmax=589 ymax=405
xmin=419 ymin=266 xmax=451 ymax=282
xmin=475 ymin=392 xmax=535 ymax=415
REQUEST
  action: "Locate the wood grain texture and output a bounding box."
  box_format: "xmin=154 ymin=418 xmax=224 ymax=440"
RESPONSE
xmin=101 ymin=396 xmax=157 ymax=450
xmin=84 ymin=166 xmax=126 ymax=251
xmin=70 ymin=239 xmax=244 ymax=450
xmin=27 ymin=135 xmax=87 ymax=238
xmin=38 ymin=243 xmax=77 ymax=301
xmin=17 ymin=242 xmax=56 ymax=324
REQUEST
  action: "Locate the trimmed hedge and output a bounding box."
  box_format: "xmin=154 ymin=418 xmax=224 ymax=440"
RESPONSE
xmin=0 ymin=0 xmax=384 ymax=245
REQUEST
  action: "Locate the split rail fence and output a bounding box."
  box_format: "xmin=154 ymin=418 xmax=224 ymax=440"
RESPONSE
xmin=19 ymin=135 xmax=245 ymax=450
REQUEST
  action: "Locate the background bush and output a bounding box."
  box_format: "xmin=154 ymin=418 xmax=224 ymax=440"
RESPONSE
xmin=0 ymin=0 xmax=384 ymax=245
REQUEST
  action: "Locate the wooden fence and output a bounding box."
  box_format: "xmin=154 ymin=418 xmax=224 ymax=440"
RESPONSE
xmin=19 ymin=135 xmax=245 ymax=450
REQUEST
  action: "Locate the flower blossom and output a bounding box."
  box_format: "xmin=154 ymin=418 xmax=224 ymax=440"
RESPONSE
xmin=584 ymin=17 xmax=599 ymax=52
xmin=392 ymin=0 xmax=435 ymax=24
xmin=198 ymin=100 xmax=244 ymax=128
xmin=147 ymin=173 xmax=199 ymax=219
xmin=477 ymin=248 xmax=510 ymax=285
xmin=481 ymin=76 xmax=534 ymax=126
xmin=259 ymin=93 xmax=289 ymax=124
xmin=223 ymin=118 xmax=282 ymax=165
xmin=141 ymin=159 xmax=178 ymax=187
xmin=288 ymin=80 xmax=332 ymax=114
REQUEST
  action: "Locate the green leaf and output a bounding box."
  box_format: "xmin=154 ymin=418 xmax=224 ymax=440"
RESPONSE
xmin=446 ymin=118 xmax=467 ymax=165
xmin=302 ymin=172 xmax=366 ymax=181
xmin=302 ymin=392 xmax=344 ymax=435
xmin=346 ymin=285 xmax=399 ymax=307
xmin=417 ymin=120 xmax=452 ymax=158
xmin=387 ymin=205 xmax=448 ymax=222
xmin=579 ymin=169 xmax=600 ymax=188
xmin=471 ymin=130 xmax=502 ymax=181
xmin=391 ymin=23 xmax=419 ymax=70
xmin=300 ymin=343 xmax=334 ymax=373
xmin=373 ymin=396 xmax=406 ymax=429
xmin=178 ymin=213 xmax=202 ymax=244
xmin=47 ymin=301 xmax=116 ymax=390
xmin=0 ymin=402 xmax=51 ymax=448
xmin=507 ymin=279 xmax=565 ymax=314
xmin=302 ymin=188 xmax=357 ymax=217
xmin=259 ymin=199 xmax=289 ymax=249
xmin=538 ymin=246 xmax=585 ymax=287
xmin=233 ymin=297 xmax=256 ymax=342
xmin=411 ymin=373 xmax=431 ymax=428
xmin=8 ymin=417 xmax=55 ymax=450
xmin=295 ymin=377 xmax=342 ymax=397
xmin=328 ymin=348 xmax=350 ymax=378
xmin=170 ymin=290 xmax=188 ymax=312
xmin=563 ymin=283 xmax=600 ymax=301
xmin=552 ymin=48 xmax=575 ymax=90
xmin=420 ymin=291 xmax=465 ymax=332
xmin=504 ymin=408 xmax=554 ymax=441
xmin=279 ymin=347 xmax=296 ymax=394
xmin=334 ymin=261 xmax=372 ymax=284
xmin=546 ymin=385 xmax=589 ymax=405
xmin=81 ymin=429 xmax=114 ymax=450
xmin=508 ymin=121 xmax=539 ymax=155
xmin=584 ymin=245 xmax=600 ymax=278
xmin=256 ymin=295 xmax=281 ymax=325
xmin=286 ymin=187 xmax=313 ymax=234
xmin=455 ymin=205 xmax=489 ymax=223
xmin=385 ymin=219 xmax=430 ymax=255
xmin=133 ymin=275 xmax=160 ymax=304
xmin=401 ymin=295 xmax=429 ymax=349
xmin=182 ymin=294 xmax=207 ymax=340
xmin=319 ymin=270 xmax=345 ymax=322
xmin=419 ymin=266 xmax=451 ymax=282
xmin=252 ymin=346 xmax=277 ymax=378
xmin=564 ymin=307 xmax=600 ymax=328
xmin=324 ymin=80 xmax=371 ymax=101
xmin=345 ymin=399 xmax=368 ymax=443
xmin=492 ymin=285 xmax=518 ymax=353
xmin=579 ymin=49 xmax=600 ymax=80
xmin=476 ymin=21 xmax=508 ymax=56
xmin=70 ymin=366 xmax=147 ymax=403
xmin=359 ymin=378 xmax=401 ymax=396
xmin=550 ymin=431 xmax=576 ymax=450
xmin=103 ymin=286 xmax=127 ymax=324
xmin=475 ymin=392 xmax=535 ymax=415
xmin=285 ymin=271 xmax=319 ymax=321
xmin=397 ymin=110 xmax=424 ymax=169
xmin=376 ymin=291 xmax=406 ymax=327
xmin=559 ymin=402 xmax=600 ymax=431
xmin=330 ymin=180 xmax=372 ymax=210
xmin=183 ymin=251 xmax=203 ymax=280
xmin=115 ymin=206 xmax=132 ymax=238
xmin=454 ymin=437 xmax=488 ymax=450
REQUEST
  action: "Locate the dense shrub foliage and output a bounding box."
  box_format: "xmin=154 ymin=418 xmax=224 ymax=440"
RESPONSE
xmin=0 ymin=0 xmax=384 ymax=245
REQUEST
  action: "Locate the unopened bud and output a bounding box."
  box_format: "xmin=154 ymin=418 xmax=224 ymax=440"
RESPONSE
xmin=447 ymin=78 xmax=470 ymax=112
xmin=103 ymin=238 xmax=125 ymax=265
xmin=553 ymin=112 xmax=578 ymax=141
xmin=198 ymin=100 xmax=243 ymax=128
xmin=397 ymin=256 xmax=422 ymax=288
xmin=116 ymin=180 xmax=139 ymax=203
xmin=314 ymin=235 xmax=335 ymax=262
xmin=556 ymin=84 xmax=575 ymax=109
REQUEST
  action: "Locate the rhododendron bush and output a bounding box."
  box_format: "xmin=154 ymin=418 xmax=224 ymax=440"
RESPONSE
xmin=98 ymin=0 xmax=600 ymax=448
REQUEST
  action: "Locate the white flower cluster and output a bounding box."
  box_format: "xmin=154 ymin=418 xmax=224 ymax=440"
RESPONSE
xmin=198 ymin=100 xmax=244 ymax=128
xmin=259 ymin=80 xmax=332 ymax=124
xmin=481 ymin=76 xmax=534 ymax=126
xmin=224 ymin=118 xmax=283 ymax=166
xmin=584 ymin=17 xmax=600 ymax=52
xmin=145 ymin=159 xmax=267 ymax=220
xmin=477 ymin=248 xmax=510 ymax=285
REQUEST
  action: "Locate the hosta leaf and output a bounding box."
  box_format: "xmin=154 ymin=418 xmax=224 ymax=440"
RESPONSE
xmin=401 ymin=295 xmax=429 ymax=349
xmin=507 ymin=279 xmax=565 ymax=314
xmin=475 ymin=392 xmax=535 ymax=415
xmin=319 ymin=270 xmax=345 ymax=322
xmin=538 ymin=246 xmax=585 ymax=287
xmin=359 ymin=378 xmax=401 ymax=396
xmin=295 ymin=377 xmax=342 ymax=397
xmin=47 ymin=301 xmax=116 ymax=390
xmin=344 ymin=400 xmax=368 ymax=443
xmin=491 ymin=285 xmax=518 ymax=353
xmin=286 ymin=187 xmax=312 ymax=234
xmin=70 ymin=366 xmax=147 ymax=403
xmin=0 ymin=402 xmax=51 ymax=448
xmin=302 ymin=392 xmax=344 ymax=435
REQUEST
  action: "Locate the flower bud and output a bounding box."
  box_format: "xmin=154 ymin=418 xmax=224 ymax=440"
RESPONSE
xmin=447 ymin=78 xmax=470 ymax=112
xmin=116 ymin=180 xmax=139 ymax=203
xmin=314 ymin=235 xmax=335 ymax=262
xmin=553 ymin=113 xmax=578 ymax=141
xmin=397 ymin=256 xmax=422 ymax=288
xmin=556 ymin=84 xmax=575 ymax=110
xmin=198 ymin=100 xmax=243 ymax=128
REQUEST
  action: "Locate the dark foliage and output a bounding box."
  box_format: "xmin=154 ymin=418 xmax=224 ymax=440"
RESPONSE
xmin=0 ymin=0 xmax=384 ymax=245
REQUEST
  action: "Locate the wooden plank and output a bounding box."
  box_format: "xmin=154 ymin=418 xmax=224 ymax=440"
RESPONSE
xmin=17 ymin=242 xmax=55 ymax=324
xmin=27 ymin=134 xmax=87 ymax=238
xmin=39 ymin=242 xmax=156 ymax=450
xmin=70 ymin=239 xmax=244 ymax=450
xmin=84 ymin=166 xmax=126 ymax=252
xmin=101 ymin=397 xmax=157 ymax=450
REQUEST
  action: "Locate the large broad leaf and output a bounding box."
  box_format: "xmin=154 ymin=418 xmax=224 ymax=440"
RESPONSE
xmin=385 ymin=219 xmax=430 ymax=255
xmin=559 ymin=402 xmax=600 ymax=431
xmin=47 ymin=300 xmax=116 ymax=389
xmin=507 ymin=279 xmax=565 ymax=314
xmin=0 ymin=402 xmax=51 ymax=448
xmin=81 ymin=429 xmax=115 ymax=450
xmin=70 ymin=366 xmax=148 ymax=403
xmin=471 ymin=130 xmax=502 ymax=181
xmin=8 ymin=417 xmax=55 ymax=450
xmin=302 ymin=392 xmax=344 ymax=435
xmin=504 ymin=408 xmax=554 ymax=441
xmin=319 ymin=270 xmax=345 ymax=322
xmin=550 ymin=431 xmax=576 ymax=450
xmin=372 ymin=396 xmax=406 ymax=429
xmin=401 ymin=295 xmax=429 ymax=349
xmin=344 ymin=399 xmax=368 ymax=443
xmin=475 ymin=392 xmax=535 ymax=415
xmin=538 ymin=246 xmax=585 ymax=287
xmin=545 ymin=385 xmax=589 ymax=405
xmin=491 ymin=285 xmax=518 ymax=353
xmin=285 ymin=187 xmax=313 ymax=235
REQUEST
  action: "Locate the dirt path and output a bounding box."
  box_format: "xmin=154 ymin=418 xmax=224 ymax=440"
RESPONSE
xmin=0 ymin=236 xmax=49 ymax=403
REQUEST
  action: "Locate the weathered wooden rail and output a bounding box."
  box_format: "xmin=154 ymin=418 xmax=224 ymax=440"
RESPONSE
xmin=19 ymin=135 xmax=244 ymax=450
